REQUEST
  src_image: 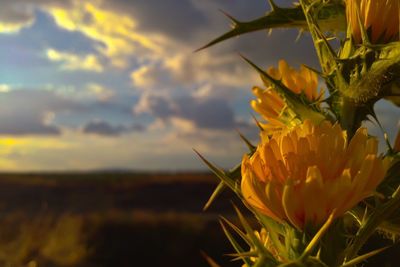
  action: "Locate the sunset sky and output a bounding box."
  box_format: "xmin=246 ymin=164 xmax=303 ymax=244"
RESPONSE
xmin=0 ymin=0 xmax=399 ymax=171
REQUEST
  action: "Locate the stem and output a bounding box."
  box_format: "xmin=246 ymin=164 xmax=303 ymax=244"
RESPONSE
xmin=339 ymin=97 xmax=370 ymax=140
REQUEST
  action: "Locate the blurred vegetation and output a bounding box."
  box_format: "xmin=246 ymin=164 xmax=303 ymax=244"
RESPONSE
xmin=0 ymin=172 xmax=396 ymax=267
xmin=0 ymin=172 xmax=241 ymax=267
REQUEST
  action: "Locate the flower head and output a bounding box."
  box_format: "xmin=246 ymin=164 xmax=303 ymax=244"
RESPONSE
xmin=241 ymin=120 xmax=389 ymax=229
xmin=251 ymin=60 xmax=323 ymax=134
xmin=346 ymin=0 xmax=399 ymax=44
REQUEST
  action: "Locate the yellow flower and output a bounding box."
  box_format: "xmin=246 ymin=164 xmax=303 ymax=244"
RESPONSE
xmin=241 ymin=120 xmax=389 ymax=229
xmin=346 ymin=0 xmax=399 ymax=44
xmin=251 ymin=60 xmax=323 ymax=134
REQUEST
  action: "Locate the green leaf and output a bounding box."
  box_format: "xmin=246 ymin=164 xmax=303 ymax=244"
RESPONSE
xmin=220 ymin=216 xmax=251 ymax=245
xmin=233 ymin=205 xmax=279 ymax=264
xmin=257 ymin=214 xmax=287 ymax=260
xmin=345 ymin=185 xmax=400 ymax=260
xmin=203 ymin=181 xmax=226 ymax=211
xmin=219 ymin=219 xmax=253 ymax=266
xmin=196 ymin=1 xmax=345 ymax=51
xmin=203 ymin=162 xmax=243 ymax=210
xmin=340 ymin=246 xmax=389 ymax=267
xmin=301 ymin=210 xmax=336 ymax=259
xmin=194 ymin=149 xmax=237 ymax=192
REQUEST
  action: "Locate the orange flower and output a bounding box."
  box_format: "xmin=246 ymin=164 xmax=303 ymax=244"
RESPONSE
xmin=241 ymin=120 xmax=389 ymax=229
xmin=346 ymin=0 xmax=399 ymax=44
xmin=251 ymin=60 xmax=323 ymax=134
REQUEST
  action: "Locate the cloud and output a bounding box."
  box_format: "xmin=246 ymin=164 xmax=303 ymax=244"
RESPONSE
xmin=0 ymin=89 xmax=79 ymax=136
xmin=0 ymin=21 xmax=34 ymax=34
xmin=130 ymin=64 xmax=168 ymax=89
xmin=101 ymin=0 xmax=208 ymax=43
xmin=85 ymin=83 xmax=114 ymax=101
xmin=46 ymin=48 xmax=103 ymax=72
xmin=134 ymin=93 xmax=246 ymax=131
xmin=46 ymin=1 xmax=163 ymax=68
xmin=0 ymin=3 xmax=35 ymax=33
xmin=0 ymin=0 xmax=324 ymax=171
xmin=0 ymin=0 xmax=72 ymax=33
xmin=82 ymin=120 xmax=145 ymax=136
xmin=43 ymin=0 xmax=266 ymax=89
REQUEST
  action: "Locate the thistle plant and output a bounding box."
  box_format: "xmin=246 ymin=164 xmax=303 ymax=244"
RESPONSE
xmin=197 ymin=0 xmax=400 ymax=266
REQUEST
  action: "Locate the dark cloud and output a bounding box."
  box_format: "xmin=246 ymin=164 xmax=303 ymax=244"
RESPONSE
xmin=0 ymin=0 xmax=72 ymax=25
xmin=102 ymin=0 xmax=208 ymax=42
xmin=103 ymin=0 xmax=316 ymax=67
xmin=0 ymin=89 xmax=78 ymax=135
xmin=82 ymin=120 xmax=145 ymax=136
xmin=176 ymin=96 xmax=236 ymax=130
xmin=0 ymin=120 xmax=60 ymax=135
xmin=102 ymin=0 xmax=271 ymax=44
xmin=25 ymin=11 xmax=102 ymax=54
xmin=135 ymin=93 xmax=244 ymax=130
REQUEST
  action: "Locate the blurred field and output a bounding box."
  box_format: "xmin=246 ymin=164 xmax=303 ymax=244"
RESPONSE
xmin=0 ymin=172 xmax=243 ymax=267
xmin=0 ymin=172 xmax=398 ymax=267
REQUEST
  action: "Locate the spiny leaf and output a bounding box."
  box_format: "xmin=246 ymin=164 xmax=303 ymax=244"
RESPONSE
xmin=299 ymin=0 xmax=340 ymax=77
xmin=203 ymin=162 xmax=242 ymax=210
xmin=196 ymin=2 xmax=345 ymax=51
xmin=219 ymin=220 xmax=253 ymax=266
xmin=346 ymin=185 xmax=400 ymax=260
xmin=227 ymin=251 xmax=258 ymax=260
xmin=237 ymin=130 xmax=256 ymax=153
xmin=301 ymin=210 xmax=336 ymax=259
xmin=341 ymin=246 xmax=389 ymax=267
xmin=203 ymin=181 xmax=226 ymax=211
xmin=200 ymin=251 xmax=222 ymax=267
xmin=194 ymin=149 xmax=237 ymax=192
xmin=257 ymin=215 xmax=288 ymax=260
xmin=251 ymin=114 xmax=264 ymax=131
xmin=220 ymin=216 xmax=251 ymax=245
xmin=233 ymin=205 xmax=278 ymax=263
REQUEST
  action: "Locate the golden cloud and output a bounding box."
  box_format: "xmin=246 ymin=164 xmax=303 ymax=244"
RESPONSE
xmin=46 ymin=49 xmax=103 ymax=72
xmin=46 ymin=1 xmax=162 ymax=68
xmin=0 ymin=20 xmax=33 ymax=34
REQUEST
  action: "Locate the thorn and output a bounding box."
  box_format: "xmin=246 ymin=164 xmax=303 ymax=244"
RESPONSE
xmin=251 ymin=113 xmax=264 ymax=131
xmin=268 ymin=0 xmax=279 ymax=11
xmin=200 ymin=251 xmax=222 ymax=267
xmin=384 ymin=132 xmax=394 ymax=154
xmin=236 ymin=130 xmax=256 ymax=152
xmin=219 ymin=9 xmax=240 ymax=25
xmin=295 ymin=29 xmax=304 ymax=42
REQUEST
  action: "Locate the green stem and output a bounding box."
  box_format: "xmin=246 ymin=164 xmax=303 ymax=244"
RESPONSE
xmin=339 ymin=98 xmax=370 ymax=140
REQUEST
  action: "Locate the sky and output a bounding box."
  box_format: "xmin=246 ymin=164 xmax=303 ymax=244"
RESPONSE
xmin=0 ymin=0 xmax=399 ymax=172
